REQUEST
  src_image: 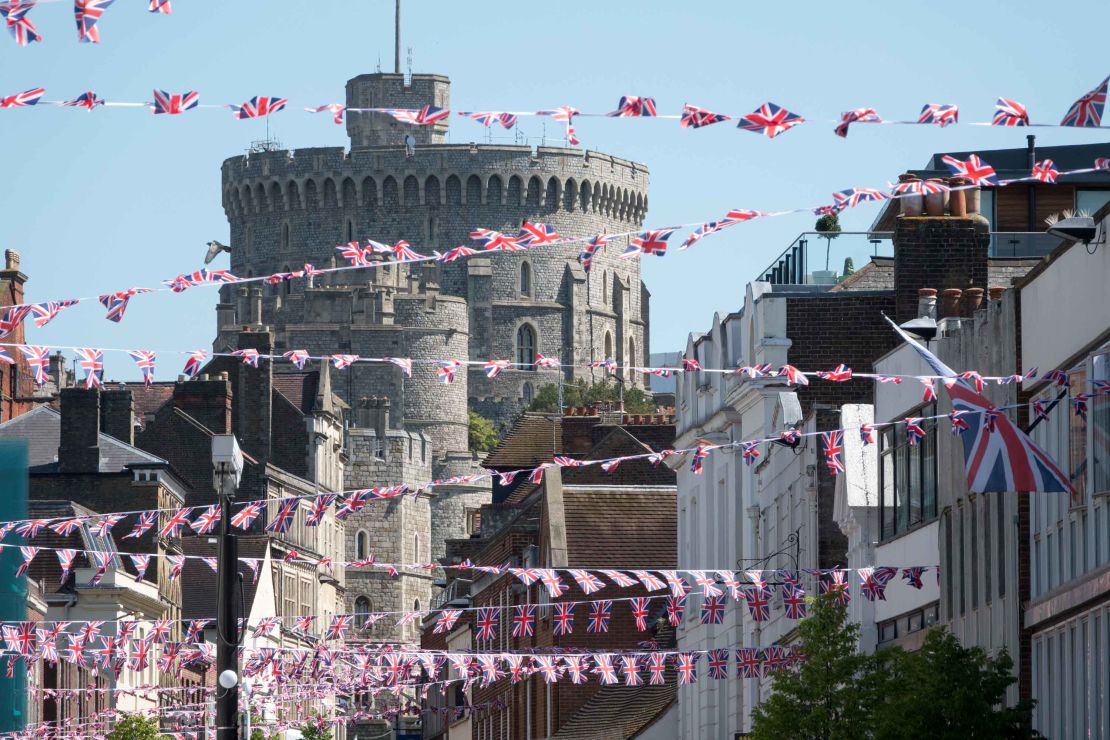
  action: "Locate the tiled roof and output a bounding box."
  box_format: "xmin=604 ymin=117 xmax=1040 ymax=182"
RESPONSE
xmin=180 ymin=536 xmax=269 ymax=621
xmin=102 ymin=382 xmax=176 ymax=428
xmin=829 ymin=257 xmax=895 ymax=292
xmin=0 ymin=405 xmax=166 ymax=473
xmin=484 ymin=413 xmax=676 ymax=469
xmin=25 ymin=500 xmax=113 ymax=591
xmin=562 ymin=427 xmax=676 ymax=488
xmin=272 ymin=372 xmax=320 ymax=415
xmin=551 ymin=677 xmax=676 ymax=739
xmin=563 ymin=486 xmax=676 ymax=568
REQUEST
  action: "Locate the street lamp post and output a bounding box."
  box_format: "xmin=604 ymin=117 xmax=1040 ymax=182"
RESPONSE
xmin=212 ymin=435 xmax=244 ymax=740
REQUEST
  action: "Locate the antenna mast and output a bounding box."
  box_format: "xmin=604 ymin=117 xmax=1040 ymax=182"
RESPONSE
xmin=394 ymin=0 xmax=401 ymax=74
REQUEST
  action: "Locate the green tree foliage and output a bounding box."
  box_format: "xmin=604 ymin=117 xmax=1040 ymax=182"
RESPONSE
xmin=297 ymin=724 xmax=332 ymax=740
xmin=468 ymin=410 xmax=499 ymax=451
xmin=751 ymin=593 xmax=1039 ymax=739
xmin=815 ymin=212 xmax=842 ymax=237
xmin=751 ymin=594 xmax=872 ymax=740
xmin=105 ymin=714 xmax=161 ymax=740
xmin=527 ymin=379 xmax=656 ymax=414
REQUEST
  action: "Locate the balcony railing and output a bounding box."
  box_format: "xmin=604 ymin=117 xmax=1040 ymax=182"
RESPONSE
xmin=759 ymin=230 xmax=1062 ymax=286
xmin=758 ymin=232 xmax=893 ymax=287
xmin=431 ymin=578 xmax=472 ymax=610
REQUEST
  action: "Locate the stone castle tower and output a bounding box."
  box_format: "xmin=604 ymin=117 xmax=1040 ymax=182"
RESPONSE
xmin=215 ymin=71 xmax=650 ymax=636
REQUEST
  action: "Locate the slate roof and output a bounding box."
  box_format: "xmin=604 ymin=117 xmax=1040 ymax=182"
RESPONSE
xmin=180 ymin=536 xmax=269 ymax=621
xmin=550 ymin=679 xmax=676 ymax=740
xmin=272 ymin=373 xmax=320 ymax=415
xmin=0 ymin=405 xmax=167 ymax=473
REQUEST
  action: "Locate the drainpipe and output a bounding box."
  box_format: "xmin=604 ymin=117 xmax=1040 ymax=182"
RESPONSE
xmin=1027 ymin=135 xmax=1037 ymax=232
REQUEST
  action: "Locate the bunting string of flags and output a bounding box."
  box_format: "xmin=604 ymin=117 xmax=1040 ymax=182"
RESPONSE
xmin=2 ymin=78 xmax=1109 ymax=145
xmin=3 ymin=155 xmax=1108 ymax=341
xmin=0 ymin=378 xmax=1101 ymax=539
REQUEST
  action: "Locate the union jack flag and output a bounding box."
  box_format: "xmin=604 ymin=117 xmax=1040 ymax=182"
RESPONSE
xmin=822 ymin=431 xmax=845 ymax=474
xmin=537 ymin=568 xmax=568 ymax=598
xmin=293 ymin=614 xmax=316 ymax=636
xmin=681 ymin=357 xmax=702 ymax=372
xmin=389 ymin=240 xmax=426 ymax=261
xmin=552 ymin=602 xmax=574 ymax=636
xmin=1032 ymin=159 xmax=1059 ymax=183
xmin=567 ymin=569 xmax=604 ymax=594
xmin=436 ymin=245 xmax=479 ymax=262
xmin=949 ymin=410 xmax=970 ymax=436
xmin=535 ymin=353 xmax=560 ymax=368
xmin=632 ymin=569 xmax=666 ymax=592
xmin=0 ymin=3 xmax=41 ymax=46
xmin=856 ymin=421 xmax=873 ymax=447
xmin=892 ymin=178 xmax=951 ymax=196
xmin=1074 ymin=393 xmax=1091 ymax=419
xmin=960 ymin=371 xmax=985 ymax=393
xmin=646 ymin=652 xmax=668 ymax=685
xmin=74 ymin=0 xmax=115 ymax=43
xmin=941 ymin=153 xmax=999 ymax=186
xmin=707 ymin=648 xmax=729 ymax=679
xmin=0 ymin=87 xmax=44 ymax=108
xmin=124 ymin=510 xmax=157 ymax=539
xmin=182 ymin=350 xmax=208 ymax=378
xmin=282 ymin=349 xmax=311 ymax=369
xmin=532 ymin=655 xmax=561 ymax=684
xmin=232 ymin=348 xmax=261 ymax=367
xmin=818 ymin=364 xmax=853 ymax=382
xmin=593 ymin=654 xmax=618 ymax=684
xmin=782 ymin=582 xmax=807 ymax=619
xmin=56 ymin=548 xmax=79 ymax=582
xmin=330 ymin=354 xmax=360 ymax=370
xmin=89 ymin=513 xmax=122 ymax=536
xmin=64 ymin=90 xmax=106 ymax=111
xmin=600 ymin=459 xmax=621 ymax=474
xmin=304 ymin=494 xmax=336 ymax=526
xmin=231 ymin=96 xmax=288 ymax=119
xmin=159 ymin=508 xmax=192 ymax=538
xmin=733 ymin=647 xmax=762 ymax=679
xmin=0 ymin=305 xmax=29 ymax=339
xmin=601 ymin=569 xmax=637 ymax=588
xmin=859 ymin=566 xmax=898 ymax=601
xmin=30 ymin=299 xmax=79 ymax=327
xmin=832 ymin=188 xmax=892 ymax=210
xmin=918 ymin=103 xmax=959 ymax=127
xmin=464 ymin=111 xmax=518 ymax=128
xmin=151 ymin=89 xmax=199 ymax=115
xmin=666 ymin=594 xmax=687 ymax=626
xmin=483 ymin=359 xmax=510 ymax=378
xmin=15 ymin=546 xmax=37 ymax=578
xmin=578 ymin=234 xmax=611 ymax=273
xmin=87 ymin=550 xmax=114 ymax=585
xmin=738 ymin=102 xmax=805 ymax=138
xmin=266 ymin=498 xmax=300 ymax=533
xmin=993 ymin=97 xmax=1029 ymax=126
xmin=699 ymin=593 xmax=727 ymax=624
xmin=905 ymin=417 xmax=926 ymax=446
xmin=776 ymin=364 xmax=809 ymax=386
xmin=743 ymin=585 xmax=772 ymax=621
xmin=619 ymin=655 xmax=642 ymax=686
xmin=99 ymin=287 xmax=151 ymax=322
xmin=587 ymin=600 xmax=612 ymax=633
xmin=148 ymin=0 xmax=171 ymax=12
xmin=1095 ymin=157 xmax=1110 ymax=171
xmin=516 ymin=221 xmax=560 ymax=247
xmin=608 ymin=95 xmax=657 ymax=117
xmin=1061 ymin=76 xmax=1108 ymax=127
xmin=190 ymin=505 xmax=221 ymax=535
xmin=385 ymin=105 xmax=450 ymax=125
xmin=538 ymin=105 xmax=580 ymax=145
xmin=475 ymin=607 xmax=499 ymax=641
xmin=681 ymin=104 xmax=730 ymax=129
xmin=336 ymin=241 xmax=368 ymax=266
xmin=129 ymin=554 xmax=151 ymax=580
xmin=624 ymin=228 xmax=676 ymax=257
xmin=469 ymin=228 xmax=523 ymax=252
xmin=689 ymin=444 xmax=710 ymax=475
xmin=252 ymin=617 xmax=280 ymax=638
xmin=820 ymin=570 xmax=851 ymax=605
xmin=676 ymin=652 xmax=698 ymax=684
xmin=73 ymin=347 xmax=104 ymax=389
xmin=511 ymin=604 xmax=536 ymax=637
xmin=306 ymin=103 xmax=345 ymax=124
xmin=384 ymin=356 xmax=413 ymax=376
xmin=230 ymin=502 xmax=262 ymax=530
xmin=892 ymin=318 xmax=1071 ymax=492
xmin=834 ymin=107 xmax=881 ymax=137
xmin=692 ymin=570 xmax=723 ymax=599
xmin=738 ymin=441 xmax=760 ymax=466
xmin=19 ymin=345 xmax=48 ymax=385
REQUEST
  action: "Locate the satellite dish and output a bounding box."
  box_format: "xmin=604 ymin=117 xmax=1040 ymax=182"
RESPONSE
xmin=404 ymin=134 xmax=416 ymax=157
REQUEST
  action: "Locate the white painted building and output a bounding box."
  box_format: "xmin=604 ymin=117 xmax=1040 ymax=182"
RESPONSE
xmin=1021 ymin=213 xmax=1110 ymax=739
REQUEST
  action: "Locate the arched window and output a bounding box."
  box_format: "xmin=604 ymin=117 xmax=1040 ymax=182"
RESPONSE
xmin=517 ymin=325 xmax=536 ymax=370
xmin=522 ymin=382 xmax=534 ymax=406
xmin=413 ymin=533 xmax=421 ymax=561
xmin=354 ymin=596 xmax=371 ymax=618
xmin=519 ymin=262 xmax=532 ymax=297
xmin=604 ymin=331 xmax=613 ymax=360
xmin=281 ymin=222 xmax=290 ymax=251
xmin=356 ymin=530 xmax=368 ymax=561
xmin=346 ymin=219 xmax=354 ymax=243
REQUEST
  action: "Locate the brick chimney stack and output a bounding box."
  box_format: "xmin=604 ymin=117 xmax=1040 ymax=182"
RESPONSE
xmin=893 ymin=217 xmax=989 ymax=324
xmin=100 ymin=389 xmax=135 ymax=445
xmin=0 ymin=249 xmax=32 ymax=423
xmin=172 ymin=375 xmax=233 ymax=434
xmin=233 ymin=329 xmax=274 ymax=464
xmin=58 ymin=388 xmax=101 ymax=474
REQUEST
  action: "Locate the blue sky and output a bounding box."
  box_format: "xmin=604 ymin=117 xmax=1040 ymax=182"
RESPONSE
xmin=4 ymin=0 xmax=1109 ymax=381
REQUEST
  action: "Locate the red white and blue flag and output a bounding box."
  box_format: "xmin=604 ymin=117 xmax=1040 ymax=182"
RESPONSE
xmin=737 ymin=102 xmax=805 ymax=138
xmin=469 ymin=228 xmax=523 ymax=252
xmin=64 ymin=91 xmax=106 ymax=111
xmin=821 ymin=431 xmax=845 ymax=474
xmin=148 ymin=0 xmax=171 ymax=13
xmin=182 ymin=350 xmax=208 ymax=378
xmin=538 ymin=105 xmax=580 ymax=145
xmin=1061 ymin=77 xmax=1108 ymax=127
xmin=30 ymin=299 xmax=79 ymax=327
xmin=231 ymin=96 xmax=288 ymax=120
xmin=74 ymin=0 xmax=115 ymax=43
xmin=941 ymin=153 xmax=999 ymax=186
xmin=1032 ymin=159 xmax=1059 ymax=183
xmin=74 ymin=348 xmax=104 ymax=389
xmin=483 ymin=359 xmax=510 ymax=378
xmin=889 ymin=317 xmax=1071 ymax=492
xmin=1 ymin=3 xmax=41 ymax=46
xmin=624 ymin=228 xmax=676 ymax=258
xmin=385 ymin=105 xmax=450 ymax=125
xmin=992 ymin=97 xmax=1029 ymax=127
xmin=99 ymin=287 xmax=151 ymax=322
xmin=515 ymin=221 xmax=560 ymax=247
xmin=587 ymin=601 xmax=612 ymax=633
xmin=834 ymin=107 xmax=881 ymax=138
xmin=511 ymin=604 xmax=536 ymax=638
xmin=19 ymin=346 xmax=50 ymax=385
xmin=151 ymin=89 xmax=199 ymax=115
xmin=465 ymin=111 xmax=518 ymax=128
xmin=0 ymin=87 xmax=44 ymax=108
xmin=282 ymin=349 xmax=310 ymax=369
xmin=608 ymin=95 xmax=657 ymax=117
xmin=918 ymin=103 xmax=959 ymax=127
xmin=578 ymin=234 xmax=610 ymax=272
xmin=832 ymin=188 xmax=892 ymax=210
xmin=306 ymin=103 xmax=346 ymax=124
xmin=681 ymin=104 xmax=730 ymax=129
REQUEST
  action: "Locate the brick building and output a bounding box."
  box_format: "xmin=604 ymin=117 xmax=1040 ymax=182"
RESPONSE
xmin=422 ymin=411 xmax=678 ymax=740
xmin=0 ymin=250 xmax=34 ymax=423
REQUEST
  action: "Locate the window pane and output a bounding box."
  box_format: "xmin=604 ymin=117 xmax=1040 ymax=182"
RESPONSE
xmin=909 ymin=436 xmax=922 ymax=526
xmin=1092 ymin=352 xmax=1110 ymax=494
xmin=1076 ymin=189 xmax=1110 ymax=217
xmin=923 ymin=420 xmax=937 ymax=519
xmin=881 ymin=432 xmax=895 ymax=539
xmin=896 ymin=441 xmax=909 ymax=533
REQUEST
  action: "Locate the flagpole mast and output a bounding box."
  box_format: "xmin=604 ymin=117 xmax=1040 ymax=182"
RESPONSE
xmin=212 ymin=435 xmax=244 ymax=740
